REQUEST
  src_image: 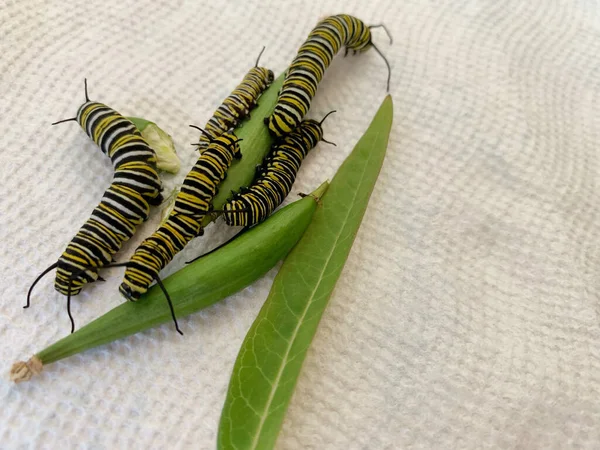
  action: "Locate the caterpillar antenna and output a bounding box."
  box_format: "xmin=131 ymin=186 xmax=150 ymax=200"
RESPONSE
xmin=189 ymin=124 xmax=211 ymax=139
xmin=25 ymin=262 xmax=58 ymax=308
xmin=51 ymin=118 xmax=77 ymax=126
xmin=155 ymin=275 xmax=183 ymax=335
xmin=186 ymin=227 xmax=250 ymax=264
xmin=67 ymin=282 xmax=75 ymax=334
xmin=255 ymin=46 xmax=266 ymax=67
xmin=370 ymin=24 xmax=393 ymax=45
xmin=319 ymin=110 xmax=337 ymax=125
xmin=372 ymin=43 xmax=391 ymax=92
xmin=64 ymin=261 xmax=132 ymax=333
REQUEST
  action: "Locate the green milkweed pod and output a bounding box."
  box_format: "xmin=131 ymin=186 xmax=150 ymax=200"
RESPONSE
xmin=11 ymin=181 xmax=328 ymax=383
xmin=128 ymin=117 xmax=181 ymax=174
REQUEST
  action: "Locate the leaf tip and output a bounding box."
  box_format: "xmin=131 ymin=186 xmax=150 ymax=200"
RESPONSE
xmin=383 ymin=94 xmax=393 ymax=110
xmin=375 ymin=95 xmax=393 ymax=127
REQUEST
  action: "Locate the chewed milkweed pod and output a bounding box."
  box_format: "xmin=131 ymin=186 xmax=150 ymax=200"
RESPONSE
xmin=128 ymin=117 xmax=181 ymax=174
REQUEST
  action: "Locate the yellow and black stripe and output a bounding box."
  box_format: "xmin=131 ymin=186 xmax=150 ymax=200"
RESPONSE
xmin=197 ymin=48 xmax=273 ymax=150
xmin=223 ymin=113 xmax=332 ymax=226
xmin=119 ymin=132 xmax=241 ymax=301
xmin=54 ymin=100 xmax=163 ymax=296
xmin=26 ymin=81 xmax=163 ymax=332
xmin=266 ymin=14 xmax=390 ymax=137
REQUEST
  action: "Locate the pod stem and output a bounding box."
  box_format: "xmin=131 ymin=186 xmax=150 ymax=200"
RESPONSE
xmin=10 ymin=356 xmax=43 ymax=383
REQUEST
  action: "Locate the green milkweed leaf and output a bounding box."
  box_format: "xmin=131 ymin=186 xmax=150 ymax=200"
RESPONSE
xmin=218 ymin=95 xmax=394 ymax=450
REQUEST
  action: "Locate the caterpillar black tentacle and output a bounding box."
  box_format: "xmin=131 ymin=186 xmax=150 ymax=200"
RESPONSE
xmin=185 ymin=226 xmax=251 ymax=265
xmin=369 ymin=23 xmax=393 ymax=44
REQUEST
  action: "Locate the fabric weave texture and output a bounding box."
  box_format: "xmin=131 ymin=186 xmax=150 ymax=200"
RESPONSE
xmin=2 ymin=0 xmax=600 ymax=448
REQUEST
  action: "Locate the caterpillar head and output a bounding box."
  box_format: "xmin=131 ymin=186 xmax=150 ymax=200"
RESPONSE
xmin=266 ymin=69 xmax=275 ymax=83
xmin=354 ymin=28 xmax=373 ymax=53
xmin=298 ymin=120 xmax=324 ymax=143
xmin=217 ymin=132 xmax=243 ymax=160
xmin=119 ymin=280 xmax=142 ymax=302
xmin=302 ymin=110 xmax=337 ymax=146
xmin=229 ymin=137 xmax=243 ymax=159
xmin=232 ymin=141 xmax=243 ymax=159
xmin=251 ymin=66 xmax=274 ymax=86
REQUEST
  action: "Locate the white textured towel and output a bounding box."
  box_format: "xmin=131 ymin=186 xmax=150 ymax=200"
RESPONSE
xmin=2 ymin=0 xmax=600 ymax=448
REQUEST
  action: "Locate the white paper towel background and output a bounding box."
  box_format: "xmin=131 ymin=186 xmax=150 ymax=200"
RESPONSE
xmin=2 ymin=0 xmax=600 ymax=448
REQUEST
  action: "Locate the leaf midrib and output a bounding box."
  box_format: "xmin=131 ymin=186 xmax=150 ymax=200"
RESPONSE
xmin=248 ymin=130 xmax=382 ymax=450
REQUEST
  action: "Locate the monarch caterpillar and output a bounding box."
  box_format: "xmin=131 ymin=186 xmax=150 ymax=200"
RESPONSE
xmin=196 ymin=47 xmax=274 ymax=150
xmin=185 ymin=111 xmax=335 ymax=266
xmin=26 ymin=80 xmax=163 ymax=333
xmin=116 ymin=131 xmax=243 ymax=334
xmin=265 ymin=14 xmax=391 ymax=137
xmin=223 ymin=111 xmax=336 ymax=226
